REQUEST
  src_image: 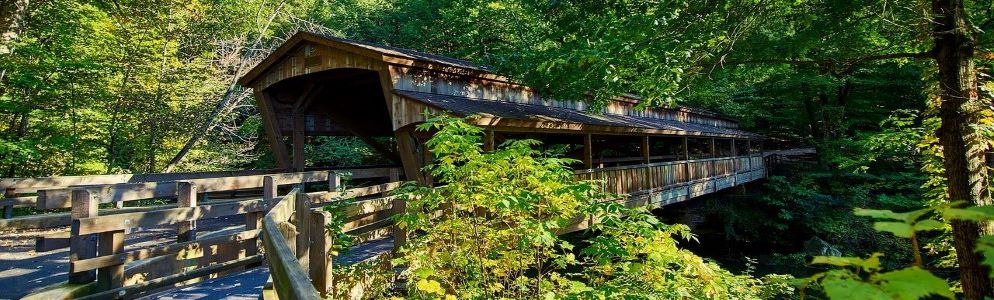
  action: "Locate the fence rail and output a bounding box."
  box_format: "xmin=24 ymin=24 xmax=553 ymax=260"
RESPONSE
xmin=8 ymin=166 xmax=402 ymax=299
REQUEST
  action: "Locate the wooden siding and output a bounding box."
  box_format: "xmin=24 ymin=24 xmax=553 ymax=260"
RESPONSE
xmin=387 ymin=64 xmax=738 ymax=129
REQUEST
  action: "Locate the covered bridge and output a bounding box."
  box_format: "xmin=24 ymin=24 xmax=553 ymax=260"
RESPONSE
xmin=237 ymin=31 xmax=766 ymax=203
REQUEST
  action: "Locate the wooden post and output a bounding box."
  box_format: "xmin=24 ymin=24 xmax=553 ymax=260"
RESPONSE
xmin=69 ymin=189 xmax=98 ymax=283
xmin=747 ymin=140 xmax=754 ymax=179
xmin=295 ymin=189 xmax=310 ymax=272
xmin=682 ymin=137 xmax=690 ymax=160
xmin=392 ymin=196 xmax=407 ymax=255
xmin=293 ymin=113 xmax=306 ymax=172
xmin=245 ymin=210 xmax=263 ymax=269
xmin=264 ymin=175 xmax=277 ymax=205
xmin=327 ymin=172 xmax=340 ymax=193
xmin=309 ymin=210 xmax=333 ymax=297
xmin=642 ymin=136 xmax=651 ymax=164
xmin=583 ymin=134 xmax=593 ymax=169
xmin=97 ymin=229 xmax=125 ymax=291
xmin=484 ymin=130 xmax=495 ymax=152
xmin=3 ymin=188 xmax=13 ymax=219
xmin=177 ymin=182 xmax=197 ymax=243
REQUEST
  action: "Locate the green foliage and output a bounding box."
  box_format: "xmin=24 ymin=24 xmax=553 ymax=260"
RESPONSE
xmin=389 ymin=115 xmax=786 ymax=299
xmin=805 ymin=254 xmax=953 ymax=300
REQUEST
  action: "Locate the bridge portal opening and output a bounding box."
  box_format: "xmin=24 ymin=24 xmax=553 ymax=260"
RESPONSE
xmin=260 ymin=68 xmax=400 ymax=171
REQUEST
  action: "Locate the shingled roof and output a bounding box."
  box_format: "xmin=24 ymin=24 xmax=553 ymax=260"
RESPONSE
xmin=395 ymin=90 xmax=761 ymax=138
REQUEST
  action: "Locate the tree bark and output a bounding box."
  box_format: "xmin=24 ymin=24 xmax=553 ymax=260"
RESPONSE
xmin=932 ymin=0 xmax=994 ymax=298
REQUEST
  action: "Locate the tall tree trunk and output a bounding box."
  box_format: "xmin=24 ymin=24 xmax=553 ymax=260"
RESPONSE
xmin=932 ymin=0 xmax=994 ymax=298
xmin=0 ymin=0 xmax=29 ymax=86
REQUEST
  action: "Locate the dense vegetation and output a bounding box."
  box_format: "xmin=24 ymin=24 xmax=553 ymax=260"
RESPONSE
xmin=3 ymin=0 xmax=994 ymax=299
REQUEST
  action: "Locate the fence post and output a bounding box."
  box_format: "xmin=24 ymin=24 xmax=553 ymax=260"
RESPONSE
xmin=97 ymin=228 xmax=125 ymax=291
xmin=177 ymin=182 xmax=197 ymax=243
xmin=295 ymin=189 xmax=310 ymax=272
xmin=3 ymin=188 xmax=13 ymax=219
xmin=69 ymin=189 xmax=98 ymax=283
xmin=264 ymin=175 xmax=277 ymax=206
xmin=392 ymin=197 xmax=407 ymax=255
xmin=309 ymin=210 xmax=333 ymax=297
xmin=328 ymin=171 xmax=340 ymax=192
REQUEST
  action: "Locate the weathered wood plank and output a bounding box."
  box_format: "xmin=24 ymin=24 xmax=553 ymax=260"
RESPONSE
xmin=36 ymin=231 xmax=70 ymax=252
xmin=262 ymin=207 xmax=321 ymax=299
xmin=309 ymin=210 xmax=333 ymax=297
xmin=96 ymin=230 xmax=125 ymax=290
xmin=71 ymin=230 xmax=260 ymax=273
xmin=74 ymin=199 xmax=266 ymax=235
xmin=0 ymin=169 xmax=289 ymax=194
xmin=69 ymin=189 xmax=98 ymax=284
xmin=306 ymin=182 xmax=401 ymax=204
xmin=35 ymin=168 xmax=400 ymax=209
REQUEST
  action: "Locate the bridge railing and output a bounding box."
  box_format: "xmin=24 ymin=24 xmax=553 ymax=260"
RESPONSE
xmin=262 ymin=187 xmax=322 ymax=300
xmin=264 ymin=176 xmax=404 ymax=299
xmin=262 ymin=155 xmax=770 ymax=298
xmin=574 ymin=154 xmax=765 ymax=200
xmin=8 ymin=167 xmax=402 ymax=299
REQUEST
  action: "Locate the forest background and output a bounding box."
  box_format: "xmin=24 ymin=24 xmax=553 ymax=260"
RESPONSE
xmin=3 ymin=0 xmax=994 ymax=298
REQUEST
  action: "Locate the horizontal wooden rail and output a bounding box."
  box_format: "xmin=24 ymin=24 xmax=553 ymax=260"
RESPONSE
xmin=0 ymin=169 xmax=290 ymax=194
xmin=37 ymin=167 xmax=398 ymax=209
xmin=73 ymin=199 xmax=266 ymax=235
xmin=71 ymin=229 xmax=261 ymax=272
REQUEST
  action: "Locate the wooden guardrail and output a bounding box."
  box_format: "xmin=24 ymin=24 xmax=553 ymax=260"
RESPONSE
xmin=0 ymin=168 xmax=289 ymax=218
xmin=0 ymin=167 xmax=399 ymax=232
xmin=574 ymin=154 xmax=765 ymax=196
xmin=0 ymin=166 xmax=397 ymax=218
xmin=262 ymin=177 xmax=404 ymax=299
xmin=12 ymin=167 xmax=402 ymax=299
xmin=262 ymin=188 xmax=322 ymax=300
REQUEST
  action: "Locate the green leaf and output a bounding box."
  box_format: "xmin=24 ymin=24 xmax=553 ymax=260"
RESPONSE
xmin=911 ymin=219 xmax=945 ymax=232
xmin=873 ymin=222 xmax=914 ymax=238
xmin=854 ymin=208 xmax=905 ymax=221
xmin=874 ymin=267 xmax=954 ymax=300
xmin=943 ymin=206 xmax=994 ymax=221
xmin=811 ymin=253 xmax=881 ymax=272
xmin=855 ymin=207 xmax=930 ymax=222
xmin=821 ymin=278 xmax=889 ymax=300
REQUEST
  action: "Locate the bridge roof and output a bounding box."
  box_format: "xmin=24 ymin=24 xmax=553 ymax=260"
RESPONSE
xmin=395 ymin=90 xmax=761 ymax=138
xmin=240 ymin=31 xmax=762 ymax=139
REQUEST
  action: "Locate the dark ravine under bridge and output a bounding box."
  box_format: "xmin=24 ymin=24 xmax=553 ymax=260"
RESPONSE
xmin=0 ymin=31 xmax=806 ymax=299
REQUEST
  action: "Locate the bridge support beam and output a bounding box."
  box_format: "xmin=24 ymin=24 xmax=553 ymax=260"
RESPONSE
xmin=584 ymin=134 xmax=593 ymax=169
xmin=642 ymin=136 xmax=651 ymax=164
xmin=256 ymin=91 xmax=292 ymax=170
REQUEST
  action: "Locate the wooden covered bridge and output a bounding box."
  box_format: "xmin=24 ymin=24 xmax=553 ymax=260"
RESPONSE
xmin=0 ymin=31 xmax=768 ymax=299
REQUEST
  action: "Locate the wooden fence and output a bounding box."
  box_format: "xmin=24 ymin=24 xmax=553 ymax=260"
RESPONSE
xmin=262 ymin=174 xmax=404 ymax=299
xmin=575 ymin=154 xmax=765 ymax=199
xmin=7 ymin=166 xmax=401 ymax=299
